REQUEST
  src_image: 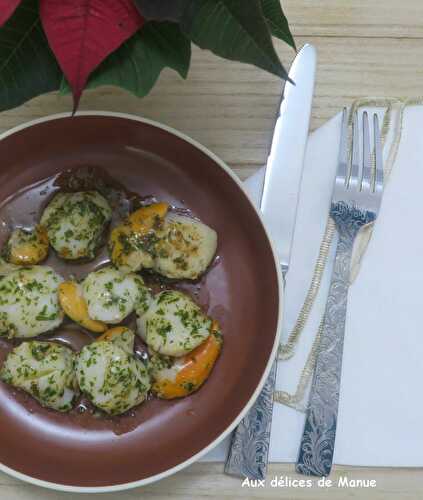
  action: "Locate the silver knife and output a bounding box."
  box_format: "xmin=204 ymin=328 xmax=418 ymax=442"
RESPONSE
xmin=224 ymin=44 xmax=317 ymax=479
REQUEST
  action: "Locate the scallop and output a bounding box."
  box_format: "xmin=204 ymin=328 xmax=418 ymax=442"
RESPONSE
xmin=76 ymin=328 xmax=150 ymax=415
xmin=82 ymin=266 xmax=151 ymax=324
xmin=153 ymin=214 xmax=217 ymax=280
xmin=150 ymin=320 xmax=222 ymax=399
xmin=40 ymin=191 xmax=112 ymax=260
xmin=109 ymin=203 xmax=168 ymax=274
xmin=0 ymin=341 xmax=78 ymax=412
xmin=58 ymin=281 xmax=107 ymax=333
xmin=137 ymin=290 xmax=211 ymax=357
xmin=3 ymin=225 xmax=49 ymax=265
xmin=110 ymin=204 xmax=217 ymax=280
xmin=0 ymin=266 xmax=64 ymax=339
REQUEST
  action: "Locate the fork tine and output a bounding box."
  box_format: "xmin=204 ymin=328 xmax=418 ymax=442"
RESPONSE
xmin=348 ymin=112 xmax=360 ymax=191
xmin=336 ymin=108 xmax=348 ymax=186
xmin=361 ymin=111 xmax=372 ymax=192
xmin=373 ymin=114 xmax=384 ymax=193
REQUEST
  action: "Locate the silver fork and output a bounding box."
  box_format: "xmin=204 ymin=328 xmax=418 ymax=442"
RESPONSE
xmin=296 ymin=108 xmax=384 ymax=476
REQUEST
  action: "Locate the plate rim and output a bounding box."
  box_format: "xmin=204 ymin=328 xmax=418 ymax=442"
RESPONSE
xmin=0 ymin=110 xmax=283 ymax=493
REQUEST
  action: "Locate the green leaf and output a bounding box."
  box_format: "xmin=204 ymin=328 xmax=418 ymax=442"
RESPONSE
xmin=261 ymin=0 xmax=296 ymax=50
xmin=0 ymin=0 xmax=62 ymax=112
xmin=132 ymin=0 xmax=191 ymax=21
xmin=60 ymin=21 xmax=191 ymax=98
xmin=181 ymin=0 xmax=289 ymax=80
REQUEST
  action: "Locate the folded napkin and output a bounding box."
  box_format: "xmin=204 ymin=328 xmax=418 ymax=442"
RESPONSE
xmin=202 ymin=102 xmax=423 ymax=467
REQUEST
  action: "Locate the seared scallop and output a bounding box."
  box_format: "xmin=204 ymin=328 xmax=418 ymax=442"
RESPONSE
xmin=154 ymin=214 xmax=217 ymax=280
xmin=137 ymin=290 xmax=211 ymax=357
xmin=110 ymin=203 xmax=217 ymax=280
xmin=109 ymin=202 xmax=168 ymax=274
xmin=58 ymin=281 xmax=107 ymax=333
xmin=150 ymin=320 xmax=222 ymax=399
xmin=40 ymin=191 xmax=112 ymax=260
xmin=76 ymin=327 xmax=150 ymax=415
xmin=0 ymin=341 xmax=78 ymax=411
xmin=82 ymin=266 xmax=151 ymax=324
xmin=3 ymin=225 xmax=49 ymax=265
xmin=0 ymin=266 xmax=63 ymax=338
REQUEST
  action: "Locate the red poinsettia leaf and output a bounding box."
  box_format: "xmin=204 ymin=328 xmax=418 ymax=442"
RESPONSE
xmin=0 ymin=0 xmax=21 ymax=26
xmin=40 ymin=0 xmax=144 ymax=110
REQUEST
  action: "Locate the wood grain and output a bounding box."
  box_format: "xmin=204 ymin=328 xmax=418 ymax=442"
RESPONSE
xmin=1 ymin=1 xmax=423 ymax=498
xmin=1 ymin=464 xmax=423 ymax=499
xmin=284 ymin=0 xmax=423 ymax=38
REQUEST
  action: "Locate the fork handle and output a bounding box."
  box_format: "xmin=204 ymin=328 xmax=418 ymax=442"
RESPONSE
xmin=296 ymin=221 xmax=357 ymax=476
xmin=224 ymin=361 xmax=277 ymax=479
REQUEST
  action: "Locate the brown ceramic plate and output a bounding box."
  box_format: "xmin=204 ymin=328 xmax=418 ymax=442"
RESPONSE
xmin=0 ymin=112 xmax=282 ymax=492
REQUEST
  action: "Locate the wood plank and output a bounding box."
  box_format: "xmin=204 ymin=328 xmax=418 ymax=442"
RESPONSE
xmin=1 ymin=464 xmax=423 ymax=499
xmin=4 ymin=36 xmax=423 ymax=179
xmin=284 ymin=0 xmax=423 ymax=38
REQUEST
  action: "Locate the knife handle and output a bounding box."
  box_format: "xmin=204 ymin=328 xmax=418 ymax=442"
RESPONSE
xmin=224 ymin=361 xmax=277 ymax=479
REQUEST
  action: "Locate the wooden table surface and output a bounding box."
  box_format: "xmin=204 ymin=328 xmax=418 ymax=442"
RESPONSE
xmin=2 ymin=1 xmax=423 ymax=498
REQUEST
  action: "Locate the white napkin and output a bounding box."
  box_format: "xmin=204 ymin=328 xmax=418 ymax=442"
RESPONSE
xmin=202 ymin=105 xmax=423 ymax=467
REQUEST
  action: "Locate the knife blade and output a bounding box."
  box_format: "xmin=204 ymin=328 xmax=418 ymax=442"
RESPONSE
xmin=224 ymin=44 xmax=317 ymax=480
xmin=261 ymin=43 xmax=317 ymax=275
